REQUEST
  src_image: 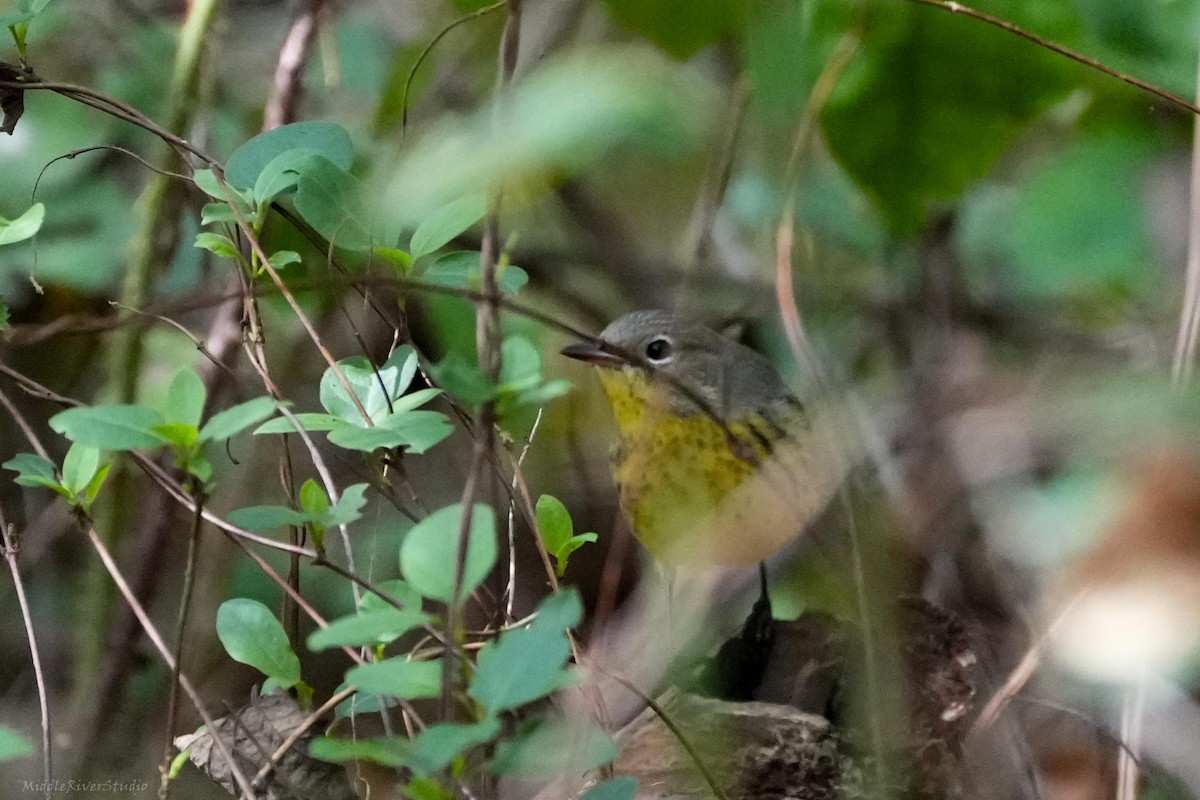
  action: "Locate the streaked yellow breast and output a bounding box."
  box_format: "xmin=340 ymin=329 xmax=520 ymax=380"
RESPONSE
xmin=596 ymin=368 xmax=805 ymax=565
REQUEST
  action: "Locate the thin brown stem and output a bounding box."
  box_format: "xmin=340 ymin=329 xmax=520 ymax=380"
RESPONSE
xmin=159 ymin=490 xmax=206 ymax=799
xmin=0 ymin=507 xmax=52 ymax=798
xmin=76 ymin=518 xmax=256 ymax=800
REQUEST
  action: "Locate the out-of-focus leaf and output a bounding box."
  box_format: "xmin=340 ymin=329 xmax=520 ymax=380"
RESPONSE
xmin=820 ymin=0 xmax=1079 ymax=234
xmin=602 ymin=0 xmax=746 ymax=59
xmin=489 ymin=717 xmax=618 ymax=776
xmin=0 ymin=202 xmax=44 ymax=246
xmin=294 ymin=156 xmax=391 ymax=252
xmin=1009 ymin=129 xmax=1157 ymax=298
xmin=582 ymin=778 xmax=639 ymax=800
xmin=225 ymin=122 xmax=354 ymax=191
xmin=423 ymin=251 xmax=529 ymax=294
xmin=410 ymin=194 xmax=487 ymax=259
xmin=383 ymin=48 xmax=714 ymax=221
xmin=430 ymin=352 xmax=496 ymax=408
xmin=0 ymin=726 xmax=33 ymax=762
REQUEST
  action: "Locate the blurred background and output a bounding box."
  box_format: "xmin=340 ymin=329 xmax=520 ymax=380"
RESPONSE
xmin=3 ymin=0 xmax=1200 ymax=797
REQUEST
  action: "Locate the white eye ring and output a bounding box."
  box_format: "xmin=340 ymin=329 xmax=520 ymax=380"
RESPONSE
xmin=645 ymin=336 xmax=674 ymax=364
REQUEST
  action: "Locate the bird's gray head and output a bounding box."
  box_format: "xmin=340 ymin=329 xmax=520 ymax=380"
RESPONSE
xmin=561 ymin=309 xmax=796 ymax=418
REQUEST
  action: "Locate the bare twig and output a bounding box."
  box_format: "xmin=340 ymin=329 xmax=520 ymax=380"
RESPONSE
xmin=263 ymin=0 xmax=331 ymax=131
xmin=401 ymin=0 xmax=506 ymax=133
xmin=1171 ymin=48 xmax=1200 ymax=383
xmin=159 ymin=491 xmax=206 ymax=799
xmin=76 ymin=518 xmax=257 ymax=800
xmin=0 ymin=507 xmax=52 ymax=799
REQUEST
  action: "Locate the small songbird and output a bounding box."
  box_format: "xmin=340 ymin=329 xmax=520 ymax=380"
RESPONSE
xmin=561 ymin=309 xmax=848 ymax=566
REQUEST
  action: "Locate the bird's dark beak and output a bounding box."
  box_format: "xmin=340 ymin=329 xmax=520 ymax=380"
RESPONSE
xmin=560 ymin=340 xmax=625 ymax=368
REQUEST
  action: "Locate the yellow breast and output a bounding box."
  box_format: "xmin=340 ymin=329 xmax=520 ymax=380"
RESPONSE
xmin=597 ymin=368 xmax=830 ymax=565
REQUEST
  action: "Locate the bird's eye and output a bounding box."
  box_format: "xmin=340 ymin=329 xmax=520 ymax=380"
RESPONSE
xmin=645 ymin=337 xmax=673 ymax=363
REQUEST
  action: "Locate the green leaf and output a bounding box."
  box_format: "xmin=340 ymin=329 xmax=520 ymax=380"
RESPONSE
xmin=226 ymin=122 xmax=355 ymax=191
xmin=536 ymin=495 xmax=596 ymax=576
xmin=344 ymin=657 xmax=442 ymax=699
xmin=319 ymin=347 xmax=418 ymax=424
xmin=199 ymin=202 xmax=237 ymax=225
xmin=326 ymin=410 xmax=452 ymax=453
xmin=410 ymin=719 xmax=501 ymax=773
xmin=150 ymin=422 xmax=198 ymax=449
xmin=390 ymin=387 xmax=442 ymax=414
xmin=227 ymin=505 xmax=310 ymax=531
xmin=324 ymin=483 xmax=369 ymax=526
xmin=199 ymin=397 xmax=278 ymax=442
xmin=400 ymin=503 xmax=496 ymax=604
xmin=0 ymin=299 xmax=8 ymax=331
xmin=84 ymin=463 xmax=110 ymax=507
xmin=0 ymin=202 xmax=44 ymax=246
xmin=489 ymin=717 xmax=618 ymax=777
xmin=384 ymin=48 xmax=714 ymax=221
xmin=266 ymin=250 xmax=301 ymax=270
xmin=49 ymin=405 xmax=167 ymax=450
xmin=307 ymin=607 xmax=429 ymax=651
xmin=423 ymin=251 xmax=529 ymax=294
xmin=409 ymin=194 xmax=487 ymax=259
xmin=194 ymin=232 xmax=240 ymax=258
xmin=254 ymin=413 xmax=345 ymax=435
xmin=1009 ymin=130 xmax=1156 ymax=298
xmin=4 ymin=453 xmax=59 ymax=490
xmin=61 ymin=444 xmax=100 ymax=496
xmin=375 ymin=247 xmax=413 ymax=274
xmin=470 ymin=589 xmax=582 ymax=714
xmin=359 ymin=579 xmax=424 ymax=613
xmin=252 ymin=149 xmax=329 ymax=205
xmin=308 ymin=736 xmax=412 ymax=768
xmin=216 ymin=599 xmax=301 ymax=688
xmin=582 ymin=777 xmax=638 ymax=800
xmin=298 ymin=478 xmax=330 ymax=519
xmin=165 ymin=369 xmax=206 ymax=427
xmin=430 ymin=352 xmax=496 ymax=408
xmin=0 ymin=726 xmax=33 ymax=762
xmin=294 ymin=156 xmax=384 ymax=252
xmin=536 ymin=495 xmax=573 ymax=553
xmin=602 ymin=0 xmax=746 ymax=59
xmin=820 ymin=0 xmax=1077 ymax=234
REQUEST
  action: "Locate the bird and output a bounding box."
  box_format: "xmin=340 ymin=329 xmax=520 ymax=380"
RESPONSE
xmin=561 ymin=309 xmax=849 ymax=567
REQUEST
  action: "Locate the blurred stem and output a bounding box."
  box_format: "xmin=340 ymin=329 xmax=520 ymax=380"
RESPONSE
xmin=443 ymin=0 xmax=520 ymax=722
xmin=1171 ymin=46 xmax=1200 ymax=385
xmin=74 ymin=0 xmax=221 ymax=713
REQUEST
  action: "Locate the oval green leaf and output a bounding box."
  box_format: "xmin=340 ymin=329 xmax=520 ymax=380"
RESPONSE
xmin=400 ymin=503 xmax=496 ymax=604
xmin=216 ymin=599 xmax=301 ymax=688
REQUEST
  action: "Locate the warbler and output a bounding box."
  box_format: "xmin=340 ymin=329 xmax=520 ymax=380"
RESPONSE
xmin=562 ymin=310 xmax=848 ymax=566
